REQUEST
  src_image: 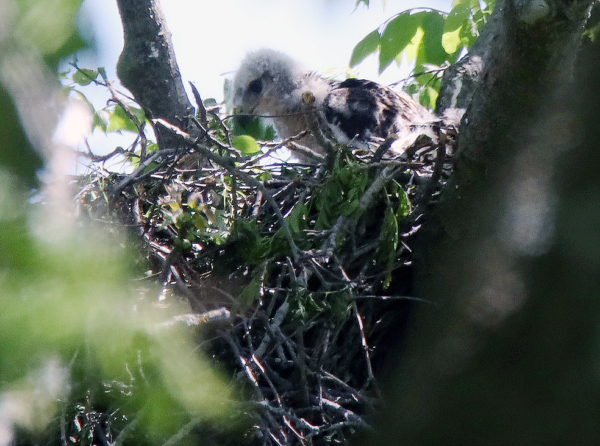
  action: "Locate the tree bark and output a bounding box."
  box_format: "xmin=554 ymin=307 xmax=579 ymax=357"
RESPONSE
xmin=115 ymin=0 xmax=196 ymax=150
xmin=361 ymin=0 xmax=598 ymax=443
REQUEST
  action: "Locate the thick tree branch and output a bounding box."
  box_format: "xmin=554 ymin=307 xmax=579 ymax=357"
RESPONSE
xmin=428 ymin=0 xmax=592 ymax=255
xmin=365 ymin=0 xmax=597 ymax=442
xmin=116 ymin=0 xmax=197 ymax=151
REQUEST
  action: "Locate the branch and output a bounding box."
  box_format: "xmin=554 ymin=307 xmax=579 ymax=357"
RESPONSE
xmin=115 ymin=0 xmax=198 ymax=151
xmin=367 ymin=0 xmax=597 ymax=442
xmin=154 ymin=119 xmax=300 ymax=261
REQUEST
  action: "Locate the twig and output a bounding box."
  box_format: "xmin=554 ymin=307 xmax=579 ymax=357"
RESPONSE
xmin=320 ymin=165 xmax=400 ymax=256
xmin=60 ymin=402 xmax=68 ymax=446
xmin=251 ymin=189 xmax=264 ymax=216
xmin=109 ymin=149 xmax=176 ymax=197
xmin=154 ymin=119 xmax=300 ymax=261
xmin=296 ymin=327 xmax=311 ymax=407
xmin=414 ymin=125 xmax=448 ymax=209
xmin=224 ymin=331 xmax=261 ymax=387
xmin=372 ymin=137 xmax=399 ymax=162
xmin=188 ymin=81 xmax=208 ymax=126
xmin=319 ymin=370 xmax=373 ymax=406
xmin=354 ymin=294 xmax=436 ymax=304
xmin=287 ymin=142 xmax=326 ymax=162
xmin=350 ymin=300 xmax=379 ymax=396
xmin=255 ymin=299 xmax=290 ymax=358
xmin=160 ymin=416 xmax=203 ymax=446
xmin=207 ymin=111 xmax=234 ymax=148
xmin=112 ymin=415 xmax=141 ymax=446
xmin=318 ymin=398 xmax=368 ymax=427
xmin=73 ymin=146 xmax=128 ymax=163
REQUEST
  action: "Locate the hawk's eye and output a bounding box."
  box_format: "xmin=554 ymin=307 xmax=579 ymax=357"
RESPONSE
xmin=248 ymin=79 xmax=263 ymax=94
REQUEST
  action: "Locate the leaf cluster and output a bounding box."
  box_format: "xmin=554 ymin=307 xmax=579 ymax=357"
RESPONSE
xmin=0 ymin=5 xmax=242 ymax=446
xmin=71 ymin=68 xmax=455 ymax=442
xmin=63 ymin=64 xmax=150 ymax=144
xmin=0 ymin=0 xmax=88 ymax=185
xmin=3 ymin=1 xmax=461 ymax=442
xmin=351 ymin=0 xmax=494 ymax=108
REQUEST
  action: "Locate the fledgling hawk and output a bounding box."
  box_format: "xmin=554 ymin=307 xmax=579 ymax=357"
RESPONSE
xmin=232 ymin=48 xmax=435 ymax=162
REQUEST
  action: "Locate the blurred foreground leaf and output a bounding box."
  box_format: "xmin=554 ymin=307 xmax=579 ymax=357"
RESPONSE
xmin=0 ymin=84 xmax=43 ymax=185
xmin=0 ymin=168 xmax=238 ymax=444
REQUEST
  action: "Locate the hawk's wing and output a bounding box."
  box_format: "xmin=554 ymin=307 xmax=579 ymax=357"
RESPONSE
xmin=322 ymin=79 xmax=434 ymax=153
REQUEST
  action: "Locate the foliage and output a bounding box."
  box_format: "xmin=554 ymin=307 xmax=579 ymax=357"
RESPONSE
xmin=351 ymin=0 xmax=495 ymax=109
xmin=0 ymin=3 xmax=243 ymax=446
xmin=52 ymin=10 xmax=461 ymax=436
xmin=1 ymin=197 xmax=238 ymax=443
xmin=63 ymin=63 xmax=151 ymax=161
xmin=0 ymin=0 xmax=464 ymax=444
xmin=69 ymin=59 xmax=454 ymax=442
xmin=0 ymin=0 xmax=87 ymax=185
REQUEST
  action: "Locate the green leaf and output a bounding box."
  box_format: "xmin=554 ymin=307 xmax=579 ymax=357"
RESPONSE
xmin=107 ymin=104 xmax=139 ymax=133
xmin=231 ymin=114 xmax=275 ymax=141
xmin=232 ymin=135 xmax=261 ymax=155
xmin=443 ymin=3 xmax=472 ymax=54
xmin=259 ymin=171 xmax=273 ymax=181
xmin=444 ymin=2 xmax=472 ymax=32
xmin=93 ymin=109 xmax=110 ymax=132
xmin=442 ymin=27 xmax=463 ymax=54
xmin=343 ymin=199 xmax=360 ymax=217
xmin=129 ymin=106 xmax=146 ymax=124
xmin=396 ymin=184 xmax=413 ymax=218
xmin=17 ymin=0 xmax=86 ymax=61
xmin=452 ymin=0 xmax=479 ymax=8
xmin=420 ymin=86 xmax=439 ymax=110
xmin=238 ymin=263 xmax=267 ymax=305
xmin=287 ymin=203 xmax=308 ymax=235
xmin=72 ymin=68 xmax=98 ymax=86
xmin=350 ymin=30 xmax=380 ymax=67
xmin=239 ymin=274 xmax=262 ymax=305
xmin=379 ymin=12 xmax=421 ymax=73
xmin=376 ymin=206 xmax=400 ymax=289
xmin=417 ymin=11 xmax=448 ymax=68
xmin=192 ymin=213 xmax=207 ymax=231
xmin=403 ymin=26 xmax=425 ymax=63
xmin=264 ymin=124 xmax=276 ymax=141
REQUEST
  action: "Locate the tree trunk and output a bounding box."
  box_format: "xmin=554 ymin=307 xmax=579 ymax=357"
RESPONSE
xmin=364 ymin=0 xmax=598 ymax=443
xmin=115 ymin=0 xmax=196 ymax=150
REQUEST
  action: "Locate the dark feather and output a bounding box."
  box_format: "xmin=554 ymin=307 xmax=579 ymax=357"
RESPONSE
xmin=323 ymin=79 xmax=430 ymax=147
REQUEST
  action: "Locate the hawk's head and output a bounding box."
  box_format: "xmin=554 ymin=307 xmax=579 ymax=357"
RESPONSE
xmin=232 ymin=49 xmax=307 ymax=123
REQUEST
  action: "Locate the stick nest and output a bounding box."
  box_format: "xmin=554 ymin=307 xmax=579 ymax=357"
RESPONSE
xmin=75 ymin=107 xmax=455 ymax=445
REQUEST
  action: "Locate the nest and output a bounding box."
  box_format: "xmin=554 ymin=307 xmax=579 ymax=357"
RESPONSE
xmin=75 ymin=109 xmax=455 ymax=445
